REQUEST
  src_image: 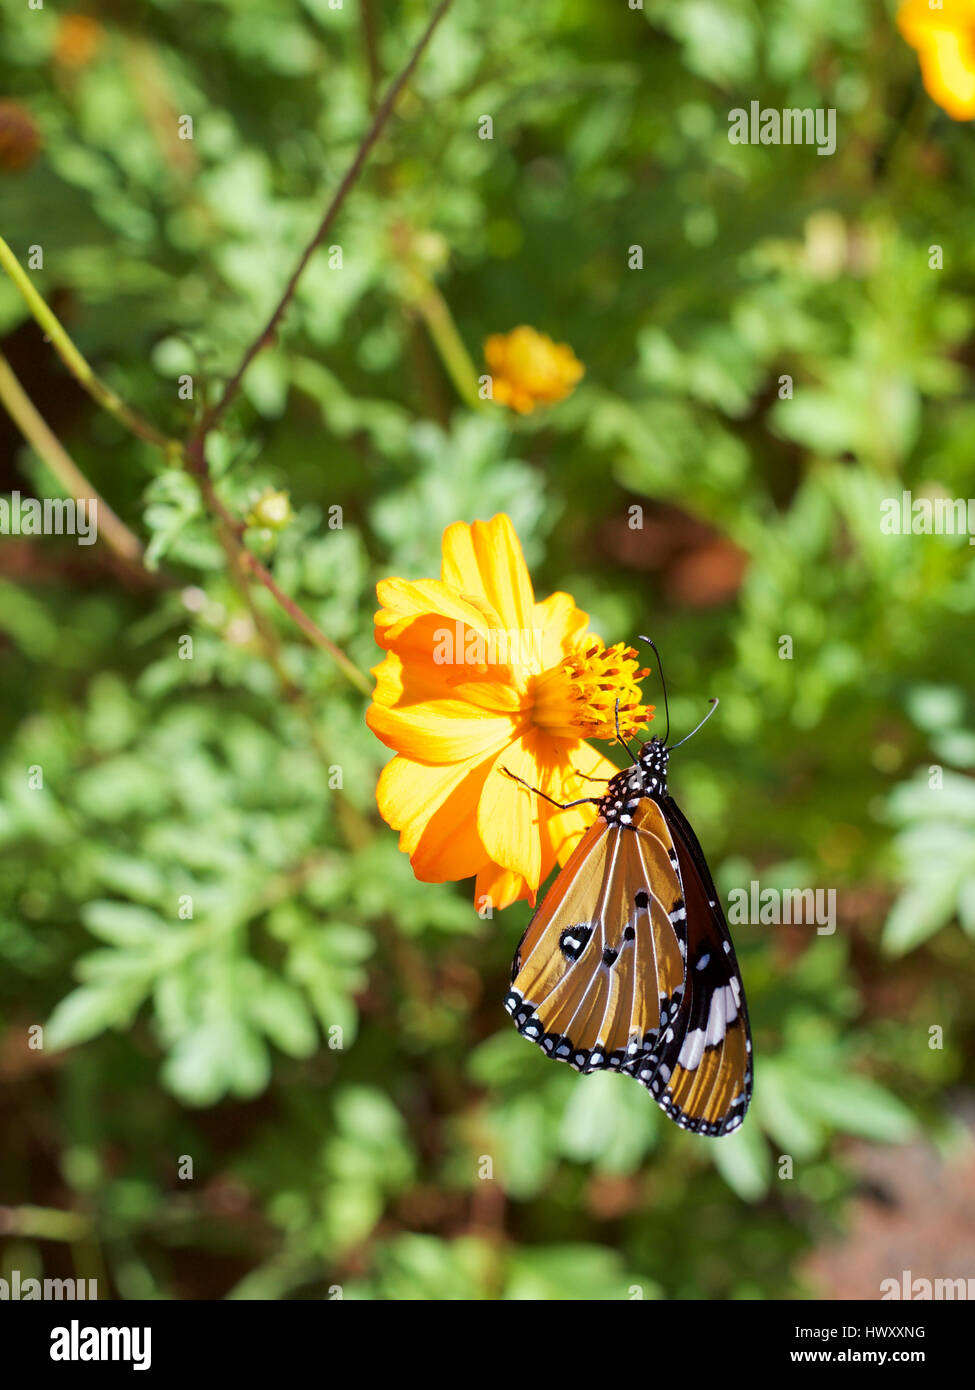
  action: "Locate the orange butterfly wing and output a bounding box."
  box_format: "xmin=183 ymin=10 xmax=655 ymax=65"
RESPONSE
xmin=505 ymin=799 xmax=687 ymax=1073
xmin=505 ymin=791 xmax=753 ymax=1136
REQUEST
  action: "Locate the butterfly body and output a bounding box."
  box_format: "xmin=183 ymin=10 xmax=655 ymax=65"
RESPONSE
xmin=505 ymin=735 xmax=752 ymax=1137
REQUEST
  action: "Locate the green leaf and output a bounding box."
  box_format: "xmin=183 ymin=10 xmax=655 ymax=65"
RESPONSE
xmin=882 ymin=885 xmax=957 ymax=955
xmin=505 ymin=1244 xmax=643 ymax=1301
xmin=710 ymin=1119 xmax=771 ymax=1201
xmin=559 ymin=1071 xmax=658 ymax=1172
xmin=755 ymin=1059 xmax=823 ymax=1159
xmin=81 ymin=901 xmax=169 ymax=946
xmin=791 ymin=1074 xmax=917 ymax=1143
xmin=47 ymin=982 xmax=146 ymax=1050
xmin=248 ymin=975 xmax=318 ymax=1058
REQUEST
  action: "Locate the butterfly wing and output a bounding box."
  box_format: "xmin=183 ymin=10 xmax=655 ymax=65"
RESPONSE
xmin=505 ymin=801 xmax=687 ymax=1074
xmin=623 ymin=795 xmax=752 ymax=1136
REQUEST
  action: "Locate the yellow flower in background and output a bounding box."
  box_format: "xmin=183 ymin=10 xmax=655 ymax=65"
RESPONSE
xmin=898 ymin=0 xmax=975 ymax=120
xmin=54 ymin=15 xmax=103 ymax=70
xmin=367 ymin=514 xmax=653 ymax=909
xmin=484 ymin=326 xmax=584 ymax=414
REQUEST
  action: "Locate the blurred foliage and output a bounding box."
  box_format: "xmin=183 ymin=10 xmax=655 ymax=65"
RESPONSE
xmin=1 ymin=0 xmax=974 ymax=1301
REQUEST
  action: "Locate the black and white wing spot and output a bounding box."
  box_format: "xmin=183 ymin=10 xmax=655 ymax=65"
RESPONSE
xmin=558 ymin=924 xmax=593 ymax=962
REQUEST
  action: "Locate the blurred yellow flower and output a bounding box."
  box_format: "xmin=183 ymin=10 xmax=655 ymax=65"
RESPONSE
xmin=898 ymin=0 xmax=975 ymax=120
xmin=54 ymin=15 xmax=103 ymax=70
xmin=484 ymin=326 xmax=584 ymax=414
xmin=367 ymin=514 xmax=653 ymax=909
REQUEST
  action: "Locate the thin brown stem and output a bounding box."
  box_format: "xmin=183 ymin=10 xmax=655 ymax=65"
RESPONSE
xmin=179 ymin=5 xmax=455 ymax=695
xmin=195 ymin=469 xmax=371 ymax=694
xmin=188 ymin=0 xmax=454 ymax=453
xmin=210 ymin=522 xmax=374 ymax=843
xmin=240 ymin=547 xmax=372 ymax=696
xmin=211 ymin=516 xmax=300 ymax=694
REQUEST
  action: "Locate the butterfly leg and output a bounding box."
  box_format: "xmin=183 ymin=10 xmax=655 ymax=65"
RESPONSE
xmin=499 ymin=766 xmax=600 ymax=811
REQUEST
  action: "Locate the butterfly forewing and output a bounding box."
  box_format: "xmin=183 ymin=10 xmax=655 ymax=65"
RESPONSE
xmin=505 ymin=800 xmax=686 ymax=1073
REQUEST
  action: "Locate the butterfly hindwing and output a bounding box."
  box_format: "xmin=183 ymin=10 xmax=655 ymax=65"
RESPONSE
xmin=505 ymin=800 xmax=687 ymax=1074
xmin=624 ymin=795 xmax=752 ymax=1136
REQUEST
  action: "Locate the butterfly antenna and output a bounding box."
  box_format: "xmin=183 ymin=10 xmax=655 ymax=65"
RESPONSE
xmin=667 ymin=697 xmax=719 ymax=751
xmin=637 ymin=635 xmax=670 ymax=745
xmin=613 ymin=699 xmax=640 ymax=766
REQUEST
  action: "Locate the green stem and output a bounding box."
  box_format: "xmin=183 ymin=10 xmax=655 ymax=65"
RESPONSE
xmin=415 ymin=280 xmax=484 ymax=410
xmin=0 ymin=1204 xmax=90 ymax=1242
xmin=0 ymin=234 xmax=179 ymax=455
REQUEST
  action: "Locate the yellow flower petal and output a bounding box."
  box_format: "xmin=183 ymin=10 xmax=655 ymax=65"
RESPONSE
xmin=370 ymin=646 xmax=523 ymax=719
xmin=376 ymin=752 xmax=494 ymax=881
xmin=475 ymin=859 xmax=532 ymax=911
xmin=918 ymin=29 xmax=975 ymax=118
xmin=898 ymin=0 xmax=975 ymax=42
xmin=440 ymin=515 xmax=537 ymax=636
xmin=375 ymin=577 xmax=504 ymax=645
xmin=476 ymin=729 xmax=559 ymax=891
xmin=543 ymin=738 xmax=620 ymax=865
xmin=367 ymin=693 xmax=518 ymax=762
xmin=374 ymin=577 xmax=526 ymax=711
xmin=898 ymin=0 xmax=975 ymax=120
xmin=531 ymin=591 xmax=592 ymax=670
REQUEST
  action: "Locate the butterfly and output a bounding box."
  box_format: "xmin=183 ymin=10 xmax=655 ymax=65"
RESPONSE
xmin=502 ymin=638 xmax=752 ymax=1137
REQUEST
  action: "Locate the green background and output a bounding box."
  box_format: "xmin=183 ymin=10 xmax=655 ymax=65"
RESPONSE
xmin=1 ymin=0 xmax=973 ymax=1299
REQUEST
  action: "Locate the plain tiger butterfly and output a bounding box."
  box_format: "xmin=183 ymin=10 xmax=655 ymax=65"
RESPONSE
xmin=502 ymin=638 xmax=752 ymax=1137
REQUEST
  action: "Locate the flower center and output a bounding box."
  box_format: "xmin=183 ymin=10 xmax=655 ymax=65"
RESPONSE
xmin=532 ymin=639 xmax=653 ymax=741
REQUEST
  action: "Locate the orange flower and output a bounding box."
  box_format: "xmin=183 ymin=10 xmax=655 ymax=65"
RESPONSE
xmin=367 ymin=514 xmax=653 ymax=909
xmin=898 ymin=0 xmax=975 ymax=120
xmin=54 ymin=15 xmax=103 ymax=70
xmin=484 ymin=326 xmax=584 ymax=414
